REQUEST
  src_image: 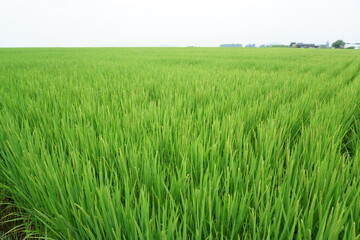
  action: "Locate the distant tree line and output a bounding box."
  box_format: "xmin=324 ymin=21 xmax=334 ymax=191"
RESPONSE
xmin=245 ymin=44 xmax=256 ymax=48
xmin=219 ymin=43 xmax=259 ymax=47
xmin=271 ymin=45 xmax=290 ymax=48
xmin=219 ymin=40 xmax=355 ymax=49
xmin=289 ymin=40 xmax=356 ymax=49
xmin=219 ymin=44 xmax=243 ymax=47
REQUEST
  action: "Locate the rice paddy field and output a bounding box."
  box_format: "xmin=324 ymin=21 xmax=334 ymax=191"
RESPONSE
xmin=0 ymin=48 xmax=359 ymax=239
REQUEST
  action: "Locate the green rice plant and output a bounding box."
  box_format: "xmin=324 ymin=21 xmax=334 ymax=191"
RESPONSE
xmin=0 ymin=48 xmax=359 ymax=239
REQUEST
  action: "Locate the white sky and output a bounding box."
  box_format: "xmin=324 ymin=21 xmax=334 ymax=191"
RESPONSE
xmin=1 ymin=0 xmax=359 ymax=47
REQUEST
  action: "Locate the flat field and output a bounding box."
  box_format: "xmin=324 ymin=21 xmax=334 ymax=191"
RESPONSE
xmin=0 ymin=48 xmax=359 ymax=239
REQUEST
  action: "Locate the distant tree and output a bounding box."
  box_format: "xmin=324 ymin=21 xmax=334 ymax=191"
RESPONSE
xmin=325 ymin=41 xmax=330 ymax=48
xmin=289 ymin=42 xmax=296 ymax=47
xmin=332 ymin=40 xmax=345 ymax=49
xmin=347 ymin=46 xmax=355 ymax=49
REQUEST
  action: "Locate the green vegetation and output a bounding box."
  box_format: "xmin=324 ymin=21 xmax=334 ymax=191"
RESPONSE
xmin=0 ymin=48 xmax=359 ymax=239
xmin=332 ymin=40 xmax=346 ymax=49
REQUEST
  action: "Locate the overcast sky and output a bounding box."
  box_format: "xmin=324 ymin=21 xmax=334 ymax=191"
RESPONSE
xmin=1 ymin=0 xmax=359 ymax=47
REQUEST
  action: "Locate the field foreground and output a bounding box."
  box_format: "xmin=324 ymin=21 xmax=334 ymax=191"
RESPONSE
xmin=0 ymin=48 xmax=359 ymax=239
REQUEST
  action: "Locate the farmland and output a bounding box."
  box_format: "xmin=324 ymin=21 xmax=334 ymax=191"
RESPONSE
xmin=0 ymin=48 xmax=359 ymax=239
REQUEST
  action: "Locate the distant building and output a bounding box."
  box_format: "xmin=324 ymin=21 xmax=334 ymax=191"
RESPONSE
xmin=294 ymin=43 xmax=319 ymax=48
xmin=344 ymin=43 xmax=360 ymax=49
